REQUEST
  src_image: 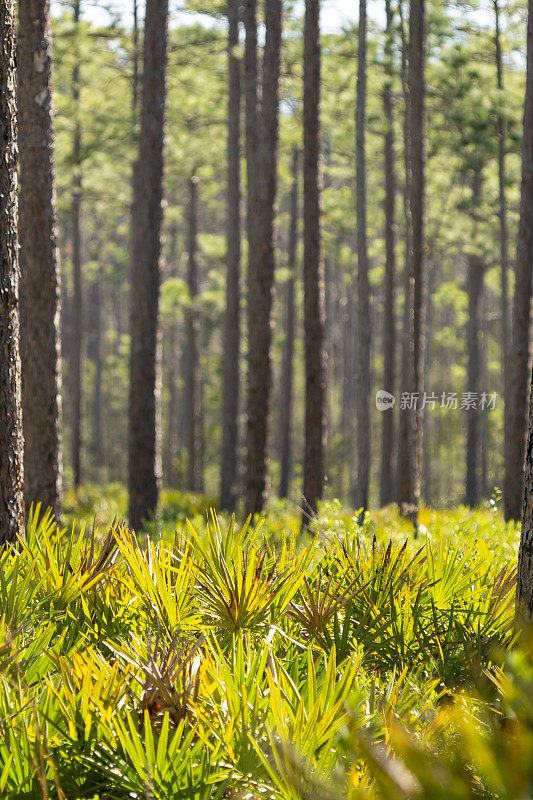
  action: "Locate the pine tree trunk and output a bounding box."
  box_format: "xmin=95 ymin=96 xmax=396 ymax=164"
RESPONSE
xmin=128 ymin=0 xmax=168 ymax=530
xmin=0 ymin=0 xmax=25 ymax=544
xmin=397 ymin=0 xmax=427 ymax=526
xmin=132 ymin=0 xmax=139 ymax=118
xmin=90 ymin=272 xmax=104 ymax=468
xmin=220 ymin=0 xmax=241 ymax=511
xmin=71 ymin=0 xmax=83 ymax=489
xmin=505 ymin=0 xmax=533 ymax=522
xmin=380 ymin=0 xmax=396 ymax=507
xmin=465 ymin=169 xmax=484 ymax=508
xmin=303 ymin=0 xmax=327 ymax=517
xmin=517 ymin=357 xmax=533 ymax=621
xmin=245 ymin=0 xmax=283 ymax=516
xmin=18 ymin=0 xmax=63 ymax=518
xmin=355 ymin=0 xmax=371 ymax=513
xmin=279 ymin=148 xmax=299 ymax=500
xmin=185 ymin=177 xmax=203 ymax=494
xmin=396 ymin=0 xmax=414 ymax=512
xmin=495 ymin=0 xmax=510 ymax=440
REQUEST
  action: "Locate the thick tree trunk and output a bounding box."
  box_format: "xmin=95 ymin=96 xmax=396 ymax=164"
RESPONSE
xmin=128 ymin=0 xmax=168 ymax=530
xmin=396 ymin=0 xmax=414 ymax=511
xmin=278 ymin=148 xmax=299 ymax=500
xmin=495 ymin=0 xmax=510 ymax=436
xmin=517 ymin=357 xmax=533 ymax=622
xmin=245 ymin=0 xmax=282 ymax=516
xmin=379 ymin=0 xmax=397 ymax=507
xmin=0 ymin=0 xmax=25 ymax=544
xmin=18 ymin=0 xmax=63 ymax=518
xmin=505 ymin=0 xmax=533 ymax=522
xmin=397 ymin=0 xmax=427 ymax=526
xmin=71 ymin=0 xmax=83 ymax=489
xmin=465 ymin=170 xmax=485 ymax=508
xmin=220 ymin=0 xmax=241 ymax=511
xmin=303 ymin=0 xmax=327 ymax=518
xmin=185 ymin=177 xmax=203 ymax=494
xmin=355 ymin=0 xmax=371 ymax=512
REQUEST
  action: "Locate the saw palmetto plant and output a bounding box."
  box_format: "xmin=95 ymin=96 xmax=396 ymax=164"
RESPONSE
xmin=0 ymin=503 xmax=524 ymax=799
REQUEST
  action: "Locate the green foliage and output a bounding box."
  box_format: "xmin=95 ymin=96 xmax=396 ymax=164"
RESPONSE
xmin=0 ymin=501 xmax=526 ymax=797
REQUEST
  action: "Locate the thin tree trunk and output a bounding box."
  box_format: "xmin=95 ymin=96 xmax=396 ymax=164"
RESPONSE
xmin=380 ymin=0 xmax=397 ymax=507
xmin=132 ymin=0 xmax=139 ymax=118
xmin=495 ymin=0 xmax=510 ymax=435
xmin=279 ymin=148 xmax=299 ymax=499
xmin=303 ymin=0 xmax=327 ymax=518
xmin=220 ymin=0 xmax=241 ymax=511
xmin=505 ymin=0 xmax=533 ymax=522
xmin=185 ymin=177 xmax=203 ymax=494
xmin=90 ymin=271 xmax=104 ymax=468
xmin=128 ymin=0 xmax=169 ymax=530
xmin=71 ymin=0 xmax=83 ymax=489
xmin=355 ymin=0 xmax=371 ymax=513
xmin=465 ymin=169 xmax=485 ymax=508
xmin=0 ymin=0 xmax=24 ymax=543
xmin=18 ymin=0 xmax=63 ymax=518
xmin=245 ymin=0 xmax=283 ymax=516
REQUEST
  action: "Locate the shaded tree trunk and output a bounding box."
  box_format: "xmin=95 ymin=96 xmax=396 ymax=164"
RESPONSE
xmin=184 ymin=177 xmax=203 ymax=494
xmin=303 ymin=0 xmax=327 ymax=518
xmin=220 ymin=0 xmax=241 ymax=511
xmin=355 ymin=0 xmax=371 ymax=512
xmin=505 ymin=0 xmax=533 ymax=522
xmin=0 ymin=0 xmax=24 ymax=543
xmin=90 ymin=271 xmax=104 ymax=468
xmin=465 ymin=169 xmax=485 ymax=508
xmin=278 ymin=148 xmax=299 ymax=500
xmin=245 ymin=0 xmax=283 ymax=516
xmin=128 ymin=0 xmax=169 ymax=530
xmin=132 ymin=0 xmax=139 ymax=118
xmin=398 ymin=0 xmax=427 ymax=526
xmin=396 ymin=0 xmax=414 ymax=511
xmin=495 ymin=0 xmax=510 ymax=436
xmin=517 ymin=355 xmax=533 ymax=622
xmin=71 ymin=0 xmax=83 ymax=489
xmin=380 ymin=0 xmax=397 ymax=507
xmin=18 ymin=0 xmax=63 ymax=518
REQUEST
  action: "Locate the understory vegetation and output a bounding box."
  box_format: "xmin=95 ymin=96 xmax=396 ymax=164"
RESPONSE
xmin=1 ymin=498 xmax=530 ymax=798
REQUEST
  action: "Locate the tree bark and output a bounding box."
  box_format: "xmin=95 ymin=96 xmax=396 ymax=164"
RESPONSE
xmin=279 ymin=148 xmax=299 ymax=500
xmin=355 ymin=0 xmax=371 ymax=513
xmin=18 ymin=0 xmax=63 ymax=518
xmin=128 ymin=0 xmax=169 ymax=530
xmin=397 ymin=0 xmax=427 ymax=526
xmin=396 ymin=0 xmax=413 ymax=511
xmin=465 ymin=169 xmax=485 ymax=508
xmin=71 ymin=0 xmax=83 ymax=489
xmin=302 ymin=0 xmax=327 ymax=518
xmin=90 ymin=271 xmax=104 ymax=468
xmin=245 ymin=0 xmax=283 ymax=516
xmin=0 ymin=0 xmax=25 ymax=543
xmin=495 ymin=0 xmax=510 ymax=441
xmin=517 ymin=356 xmax=533 ymax=622
xmin=505 ymin=0 xmax=533 ymax=522
xmin=185 ymin=176 xmax=203 ymax=494
xmin=379 ymin=0 xmax=397 ymax=507
xmin=220 ymin=0 xmax=241 ymax=511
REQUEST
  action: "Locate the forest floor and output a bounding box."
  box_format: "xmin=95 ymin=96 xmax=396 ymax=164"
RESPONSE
xmin=0 ymin=494 xmax=529 ymax=798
